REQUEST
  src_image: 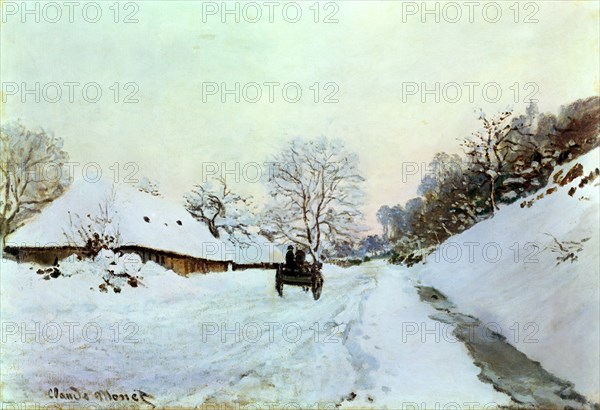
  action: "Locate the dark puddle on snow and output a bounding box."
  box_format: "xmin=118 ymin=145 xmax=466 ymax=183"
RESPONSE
xmin=416 ymin=286 xmax=596 ymax=409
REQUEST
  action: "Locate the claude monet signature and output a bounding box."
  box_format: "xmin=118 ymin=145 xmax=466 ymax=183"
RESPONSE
xmin=47 ymin=386 xmax=156 ymax=408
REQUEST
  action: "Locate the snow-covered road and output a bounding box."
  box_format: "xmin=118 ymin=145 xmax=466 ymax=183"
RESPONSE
xmin=339 ymin=263 xmax=509 ymax=409
xmin=1 ymin=258 xmax=511 ymax=409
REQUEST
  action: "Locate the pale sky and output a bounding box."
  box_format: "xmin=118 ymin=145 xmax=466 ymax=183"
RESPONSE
xmin=1 ymin=0 xmax=598 ymax=233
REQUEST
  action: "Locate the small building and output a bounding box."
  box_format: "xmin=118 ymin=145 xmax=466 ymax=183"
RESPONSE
xmin=4 ymin=178 xmax=283 ymax=275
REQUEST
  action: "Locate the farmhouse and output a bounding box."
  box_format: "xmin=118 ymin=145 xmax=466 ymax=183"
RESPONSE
xmin=4 ymin=178 xmax=283 ymax=275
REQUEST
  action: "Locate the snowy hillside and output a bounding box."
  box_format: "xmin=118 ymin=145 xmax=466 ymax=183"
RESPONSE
xmin=414 ymin=147 xmax=600 ymax=402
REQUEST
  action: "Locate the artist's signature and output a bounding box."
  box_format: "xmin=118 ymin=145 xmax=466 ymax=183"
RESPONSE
xmin=47 ymin=386 xmax=155 ymax=408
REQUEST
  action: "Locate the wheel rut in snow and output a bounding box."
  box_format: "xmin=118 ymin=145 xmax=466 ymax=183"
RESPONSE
xmin=338 ymin=271 xmax=380 ymax=406
xmin=416 ymin=285 xmax=596 ymax=409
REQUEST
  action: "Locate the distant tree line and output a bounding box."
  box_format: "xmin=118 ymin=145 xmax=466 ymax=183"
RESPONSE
xmin=377 ymin=96 xmax=600 ymax=264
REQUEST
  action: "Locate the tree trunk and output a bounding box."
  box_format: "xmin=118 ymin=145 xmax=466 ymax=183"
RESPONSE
xmin=207 ymin=221 xmax=220 ymax=239
xmin=310 ymin=243 xmax=320 ymax=264
xmin=0 ymin=220 xmax=8 ymax=260
xmin=489 ymin=177 xmax=497 ymax=215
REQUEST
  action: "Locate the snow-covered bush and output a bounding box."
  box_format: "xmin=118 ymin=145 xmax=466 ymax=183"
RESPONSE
xmin=48 ymin=250 xmax=145 ymax=294
xmin=96 ymin=250 xmax=144 ymax=293
xmin=63 ymin=187 xmax=121 ymax=259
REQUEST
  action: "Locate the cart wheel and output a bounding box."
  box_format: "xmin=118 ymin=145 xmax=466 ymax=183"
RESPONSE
xmin=275 ymin=266 xmax=283 ymax=297
xmin=312 ymin=274 xmax=323 ymax=301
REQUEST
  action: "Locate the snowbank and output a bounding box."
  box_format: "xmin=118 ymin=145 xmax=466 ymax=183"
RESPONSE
xmin=414 ymin=148 xmax=600 ymax=401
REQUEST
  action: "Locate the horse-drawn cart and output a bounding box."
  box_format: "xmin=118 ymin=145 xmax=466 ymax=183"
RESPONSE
xmin=275 ymin=263 xmax=323 ymax=300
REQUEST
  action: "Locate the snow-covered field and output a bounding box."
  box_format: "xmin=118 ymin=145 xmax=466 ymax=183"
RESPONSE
xmin=1 ymin=257 xmax=509 ymax=409
xmin=414 ymin=148 xmax=600 ymax=402
xmin=1 ymin=150 xmax=597 ymax=409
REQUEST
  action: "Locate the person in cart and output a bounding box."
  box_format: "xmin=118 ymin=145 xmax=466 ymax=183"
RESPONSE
xmin=285 ymin=245 xmax=296 ymax=270
xmin=295 ymin=249 xmax=306 ymax=269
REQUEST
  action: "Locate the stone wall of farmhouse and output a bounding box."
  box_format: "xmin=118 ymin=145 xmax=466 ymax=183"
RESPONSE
xmin=3 ymin=245 xmax=231 ymax=276
xmin=118 ymin=246 xmax=230 ymax=276
xmin=4 ymin=246 xmax=81 ymax=265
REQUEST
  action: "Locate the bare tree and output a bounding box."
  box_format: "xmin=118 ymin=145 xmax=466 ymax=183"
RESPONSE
xmin=63 ymin=186 xmax=121 ymax=258
xmin=461 ymin=110 xmax=534 ymax=213
xmin=184 ymin=176 xmax=255 ymax=242
xmin=1 ymin=122 xmax=70 ymax=250
xmin=261 ymin=137 xmax=365 ymax=262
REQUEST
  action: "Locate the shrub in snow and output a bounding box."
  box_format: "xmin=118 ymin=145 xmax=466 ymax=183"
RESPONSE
xmin=63 ymin=188 xmax=121 ymax=258
xmin=50 ymin=250 xmax=145 ymax=294
xmin=559 ymin=163 xmax=584 ymax=186
xmin=81 ymin=230 xmax=119 ymax=258
xmin=545 ymin=233 xmax=590 ymax=266
xmin=96 ymin=250 xmax=144 ymax=293
xmin=36 ymin=266 xmax=62 ymax=280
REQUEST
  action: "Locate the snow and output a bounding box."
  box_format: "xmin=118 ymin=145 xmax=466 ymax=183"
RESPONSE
xmin=6 ymin=178 xmax=282 ymax=265
xmin=0 ymin=257 xmax=509 ymax=408
xmin=413 ymin=147 xmax=600 ymax=402
xmin=502 ymin=177 xmax=525 ymax=185
xmin=339 ymin=262 xmax=509 ymax=409
xmin=1 ymin=150 xmax=597 ymax=407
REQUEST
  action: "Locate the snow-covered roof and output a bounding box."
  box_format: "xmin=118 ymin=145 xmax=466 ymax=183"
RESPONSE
xmin=7 ymin=178 xmax=282 ymax=263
